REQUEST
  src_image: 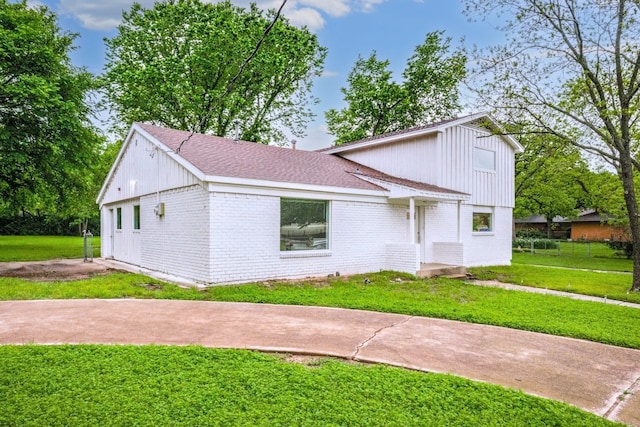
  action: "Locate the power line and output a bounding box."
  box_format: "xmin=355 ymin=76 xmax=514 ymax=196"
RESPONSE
xmin=176 ymin=0 xmax=288 ymax=153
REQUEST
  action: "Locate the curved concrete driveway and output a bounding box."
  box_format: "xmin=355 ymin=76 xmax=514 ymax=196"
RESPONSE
xmin=1 ymin=299 xmax=639 ymax=426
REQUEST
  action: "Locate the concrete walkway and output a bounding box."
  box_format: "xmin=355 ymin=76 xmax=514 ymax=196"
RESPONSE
xmin=0 ymin=299 xmax=639 ymax=425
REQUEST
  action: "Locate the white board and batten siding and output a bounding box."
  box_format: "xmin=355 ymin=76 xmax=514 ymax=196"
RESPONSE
xmin=100 ymin=130 xmax=203 ymax=267
xmin=338 ymin=134 xmax=440 ymax=185
xmin=441 ymin=124 xmax=516 ymax=208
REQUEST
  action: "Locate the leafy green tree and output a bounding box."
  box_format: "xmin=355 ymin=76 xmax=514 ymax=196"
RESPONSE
xmin=103 ymin=0 xmax=326 ymax=145
xmin=514 ymin=133 xmax=591 ymax=238
xmin=0 ymin=0 xmax=102 ymax=225
xmin=466 ymin=0 xmax=640 ymax=291
xmin=325 ymin=31 xmax=466 ymax=144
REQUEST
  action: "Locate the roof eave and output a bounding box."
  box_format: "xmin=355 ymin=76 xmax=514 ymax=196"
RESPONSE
xmin=321 ymin=112 xmax=524 ymax=154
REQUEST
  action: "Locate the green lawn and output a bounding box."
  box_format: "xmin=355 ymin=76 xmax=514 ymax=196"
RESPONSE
xmin=512 ymin=247 xmax=633 ymax=272
xmin=471 ymin=263 xmax=639 ymax=304
xmin=2 ymin=271 xmax=639 ymax=349
xmin=0 ymin=235 xmax=101 ymax=261
xmin=0 ymin=345 xmax=619 ymax=427
xmin=0 ymin=235 xmax=637 ymax=425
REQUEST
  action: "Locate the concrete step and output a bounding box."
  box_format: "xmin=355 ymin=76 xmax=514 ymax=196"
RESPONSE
xmin=416 ymin=264 xmax=466 ymax=279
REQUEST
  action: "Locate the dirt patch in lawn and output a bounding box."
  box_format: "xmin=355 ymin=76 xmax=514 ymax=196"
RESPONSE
xmin=0 ymin=259 xmax=124 ymax=281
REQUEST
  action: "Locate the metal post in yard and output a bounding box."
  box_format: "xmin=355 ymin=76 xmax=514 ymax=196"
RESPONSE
xmin=83 ymin=230 xmax=93 ymax=262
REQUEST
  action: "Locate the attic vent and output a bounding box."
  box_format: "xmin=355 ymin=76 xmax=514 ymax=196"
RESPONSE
xmin=233 ymin=119 xmax=240 ymax=143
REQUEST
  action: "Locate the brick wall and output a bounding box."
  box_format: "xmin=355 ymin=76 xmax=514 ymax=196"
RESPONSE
xmin=208 ymin=193 xmax=408 ymax=284
xmin=385 ymin=243 xmax=420 ymax=273
xmin=462 ymin=206 xmax=512 ymax=266
xmin=141 ymin=185 xmax=211 ymax=282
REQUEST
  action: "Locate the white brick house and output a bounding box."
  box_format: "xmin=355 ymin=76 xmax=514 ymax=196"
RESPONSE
xmin=97 ymin=113 xmax=522 ymax=285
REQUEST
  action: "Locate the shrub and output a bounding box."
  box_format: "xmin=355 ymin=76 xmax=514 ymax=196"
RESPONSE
xmin=515 ymin=228 xmax=546 ymax=239
xmin=605 ymin=240 xmax=633 ymax=258
xmin=512 ymin=238 xmax=559 ymax=250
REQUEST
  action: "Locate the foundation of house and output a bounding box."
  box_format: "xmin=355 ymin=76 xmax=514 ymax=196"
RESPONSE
xmin=417 ymin=263 xmax=466 ymax=279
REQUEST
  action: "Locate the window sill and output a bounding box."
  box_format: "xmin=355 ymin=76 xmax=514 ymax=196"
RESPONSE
xmin=280 ymin=250 xmax=332 ymax=259
xmin=473 ymin=232 xmax=495 ymax=236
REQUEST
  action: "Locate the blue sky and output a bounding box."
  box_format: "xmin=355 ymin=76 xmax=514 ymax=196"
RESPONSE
xmin=31 ymin=0 xmax=503 ymax=149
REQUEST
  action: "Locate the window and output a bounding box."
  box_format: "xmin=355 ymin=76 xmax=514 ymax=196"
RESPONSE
xmin=474 ymin=147 xmax=495 ymax=171
xmin=133 ymin=205 xmax=140 ymax=230
xmin=280 ymin=198 xmax=328 ymax=251
xmin=116 ymin=207 xmax=122 ymax=230
xmin=473 ymin=207 xmax=493 ymax=232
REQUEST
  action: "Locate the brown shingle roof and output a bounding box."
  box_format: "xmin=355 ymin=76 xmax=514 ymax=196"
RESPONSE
xmin=137 ymin=123 xmax=466 ymax=197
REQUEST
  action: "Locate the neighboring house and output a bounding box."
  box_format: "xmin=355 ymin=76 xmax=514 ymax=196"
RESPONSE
xmin=96 ymin=113 xmax=523 ymax=285
xmin=514 ymin=214 xmax=571 ymax=239
xmin=569 ymin=210 xmax=629 ymax=242
xmin=515 ymin=210 xmax=629 ymax=242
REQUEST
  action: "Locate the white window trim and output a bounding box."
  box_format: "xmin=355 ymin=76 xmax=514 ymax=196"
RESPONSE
xmin=472 ymin=206 xmax=495 ymax=235
xmin=280 ymin=198 xmax=331 ymax=253
xmin=474 ymin=147 xmax=496 ymax=172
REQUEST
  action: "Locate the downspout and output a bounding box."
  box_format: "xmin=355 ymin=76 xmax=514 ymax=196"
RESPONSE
xmin=457 ymin=200 xmax=462 ymax=242
xmin=409 ymin=197 xmax=416 ymax=244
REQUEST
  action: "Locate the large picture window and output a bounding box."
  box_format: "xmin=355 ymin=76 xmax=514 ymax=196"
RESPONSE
xmin=474 ymin=147 xmax=495 ymax=171
xmin=280 ymin=198 xmax=328 ymax=251
xmin=473 ymin=207 xmax=493 ymax=232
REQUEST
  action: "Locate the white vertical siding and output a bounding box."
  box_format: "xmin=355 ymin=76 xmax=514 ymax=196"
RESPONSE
xmin=104 ymin=199 xmax=141 ymax=266
xmin=439 ymin=125 xmax=516 ymax=207
xmin=100 ymin=132 xmax=200 ymax=206
xmin=339 ymin=135 xmax=440 ymax=184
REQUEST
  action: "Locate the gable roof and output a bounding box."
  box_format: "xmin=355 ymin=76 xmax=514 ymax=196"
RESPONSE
xmin=320 ymin=112 xmax=524 ymax=154
xmin=136 ymin=123 xmax=467 ymax=198
xmin=97 ymin=123 xmax=470 ymax=205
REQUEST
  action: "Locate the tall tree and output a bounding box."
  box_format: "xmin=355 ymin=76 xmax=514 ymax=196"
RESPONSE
xmin=466 ymin=0 xmax=640 ymax=291
xmin=325 ymin=31 xmax=466 ymax=144
xmin=514 ymin=133 xmax=591 ymax=238
xmin=103 ymin=0 xmax=326 ymax=145
xmin=0 ymin=0 xmax=101 ymax=220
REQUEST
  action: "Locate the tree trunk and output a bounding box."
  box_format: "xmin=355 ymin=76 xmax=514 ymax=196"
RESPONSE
xmin=546 ymin=217 xmax=553 ymax=239
xmin=619 ymin=157 xmax=640 ymax=291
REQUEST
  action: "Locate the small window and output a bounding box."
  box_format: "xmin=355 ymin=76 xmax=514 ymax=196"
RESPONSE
xmin=473 ymin=210 xmax=493 ymax=232
xmin=116 ymin=207 xmax=122 ymax=230
xmin=474 ymin=147 xmax=495 ymax=171
xmin=280 ymin=198 xmax=328 ymax=251
xmin=133 ymin=205 xmax=140 ymax=230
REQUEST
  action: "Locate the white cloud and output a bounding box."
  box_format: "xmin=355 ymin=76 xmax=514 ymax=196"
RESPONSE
xmin=59 ymin=0 xmax=155 ymax=30
xmin=299 ymin=0 xmax=350 ymax=18
xmin=285 ymin=7 xmax=326 ymax=31
xmin=321 ymin=70 xmax=339 ymax=78
xmin=52 ymin=0 xmax=387 ymax=33
xmin=359 ymin=0 xmax=387 ymax=13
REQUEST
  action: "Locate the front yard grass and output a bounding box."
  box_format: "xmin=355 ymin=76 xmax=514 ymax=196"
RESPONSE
xmin=0 ymin=235 xmax=101 ymax=261
xmin=512 ymin=249 xmax=633 ymax=272
xmin=2 ymin=271 xmax=639 ymax=349
xmin=472 ymin=259 xmax=640 ymax=304
xmin=0 ymin=345 xmax=619 ymax=426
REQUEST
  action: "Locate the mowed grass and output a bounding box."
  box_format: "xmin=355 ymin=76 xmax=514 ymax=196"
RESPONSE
xmin=468 ymin=243 xmax=640 ymax=303
xmin=0 ymin=345 xmax=619 ymax=427
xmin=0 ymin=235 xmax=101 ymax=261
xmin=471 ymin=263 xmax=640 ymax=304
xmin=2 ymin=271 xmax=639 ymax=349
xmin=512 ymin=245 xmax=633 ymax=272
